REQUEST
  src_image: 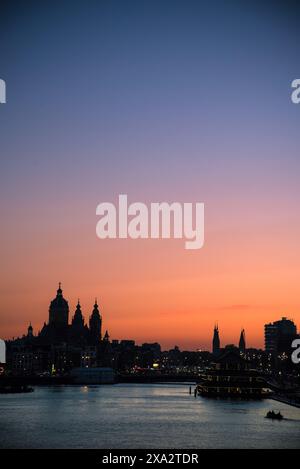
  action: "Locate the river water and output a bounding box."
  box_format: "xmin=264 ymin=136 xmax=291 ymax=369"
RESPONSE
xmin=0 ymin=383 xmax=299 ymax=448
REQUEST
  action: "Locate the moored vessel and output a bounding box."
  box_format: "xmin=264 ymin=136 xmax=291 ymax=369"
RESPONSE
xmin=196 ymin=349 xmax=272 ymax=399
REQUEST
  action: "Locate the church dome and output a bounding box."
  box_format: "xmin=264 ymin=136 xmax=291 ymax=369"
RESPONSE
xmin=50 ymin=287 xmax=68 ymax=309
xmin=49 ymin=283 xmax=69 ymax=326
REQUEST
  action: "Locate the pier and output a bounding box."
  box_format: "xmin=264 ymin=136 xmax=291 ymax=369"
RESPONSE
xmin=270 ymin=394 xmax=300 ymax=409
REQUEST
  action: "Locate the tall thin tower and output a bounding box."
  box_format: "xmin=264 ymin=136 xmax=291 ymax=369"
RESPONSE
xmin=89 ymin=298 xmax=102 ymax=344
xmin=212 ymin=324 xmax=220 ymax=355
xmin=239 ymin=329 xmax=246 ymax=352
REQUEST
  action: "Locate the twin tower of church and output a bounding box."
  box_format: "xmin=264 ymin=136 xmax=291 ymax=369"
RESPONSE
xmin=39 ymin=283 xmax=107 ymax=345
xmin=212 ymin=324 xmax=246 ymax=355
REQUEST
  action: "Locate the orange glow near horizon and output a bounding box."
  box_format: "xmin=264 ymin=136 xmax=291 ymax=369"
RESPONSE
xmin=1 ymin=217 xmax=300 ymax=351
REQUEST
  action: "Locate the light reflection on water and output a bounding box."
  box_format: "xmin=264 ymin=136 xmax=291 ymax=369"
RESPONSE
xmin=0 ymin=383 xmax=300 ymax=448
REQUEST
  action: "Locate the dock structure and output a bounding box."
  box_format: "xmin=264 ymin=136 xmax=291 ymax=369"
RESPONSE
xmin=270 ymin=394 xmax=300 ymax=409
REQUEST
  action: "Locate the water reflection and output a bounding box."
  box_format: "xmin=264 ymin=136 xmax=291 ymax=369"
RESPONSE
xmin=0 ymin=384 xmax=300 ymax=448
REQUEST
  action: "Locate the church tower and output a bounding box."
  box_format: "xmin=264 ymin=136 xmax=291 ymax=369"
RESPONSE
xmin=212 ymin=324 xmax=220 ymax=355
xmin=72 ymin=300 xmax=84 ymax=328
xmin=239 ymin=329 xmax=246 ymax=353
xmin=27 ymin=322 xmax=33 ymax=338
xmin=89 ymin=299 xmax=102 ymax=343
xmin=48 ymin=283 xmax=69 ymax=327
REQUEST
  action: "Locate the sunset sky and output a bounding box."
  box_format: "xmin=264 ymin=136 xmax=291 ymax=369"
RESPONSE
xmin=0 ymin=0 xmax=300 ymax=350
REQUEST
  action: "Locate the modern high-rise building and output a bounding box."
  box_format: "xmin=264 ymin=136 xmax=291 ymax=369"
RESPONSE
xmin=264 ymin=317 xmax=297 ymax=354
xmin=264 ymin=323 xmax=277 ymax=354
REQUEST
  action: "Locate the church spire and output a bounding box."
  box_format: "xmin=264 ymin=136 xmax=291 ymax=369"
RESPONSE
xmin=27 ymin=322 xmax=33 ymax=338
xmin=72 ymin=299 xmax=84 ymax=328
xmin=57 ymin=282 xmax=62 ymax=296
xmin=212 ymin=323 xmax=220 ymax=355
xmin=89 ymin=299 xmax=102 ymax=343
xmin=239 ymin=329 xmax=246 ymax=353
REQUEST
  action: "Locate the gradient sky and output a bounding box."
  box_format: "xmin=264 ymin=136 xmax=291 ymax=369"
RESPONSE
xmin=0 ymin=0 xmax=300 ymax=350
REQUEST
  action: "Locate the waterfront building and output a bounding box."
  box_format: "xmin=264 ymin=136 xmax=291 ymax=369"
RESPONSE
xmin=197 ymin=348 xmax=271 ymax=398
xmin=265 ymin=317 xmax=297 ymax=355
xmin=6 ymin=284 xmax=107 ymax=375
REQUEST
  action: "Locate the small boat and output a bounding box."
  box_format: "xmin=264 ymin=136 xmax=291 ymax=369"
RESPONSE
xmin=266 ymin=410 xmax=283 ymax=420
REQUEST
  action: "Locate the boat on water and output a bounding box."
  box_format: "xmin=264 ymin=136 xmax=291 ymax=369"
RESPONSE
xmin=196 ymin=349 xmax=272 ymax=399
xmin=265 ymin=410 xmax=283 ymax=420
xmin=0 ymin=384 xmax=34 ymax=394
